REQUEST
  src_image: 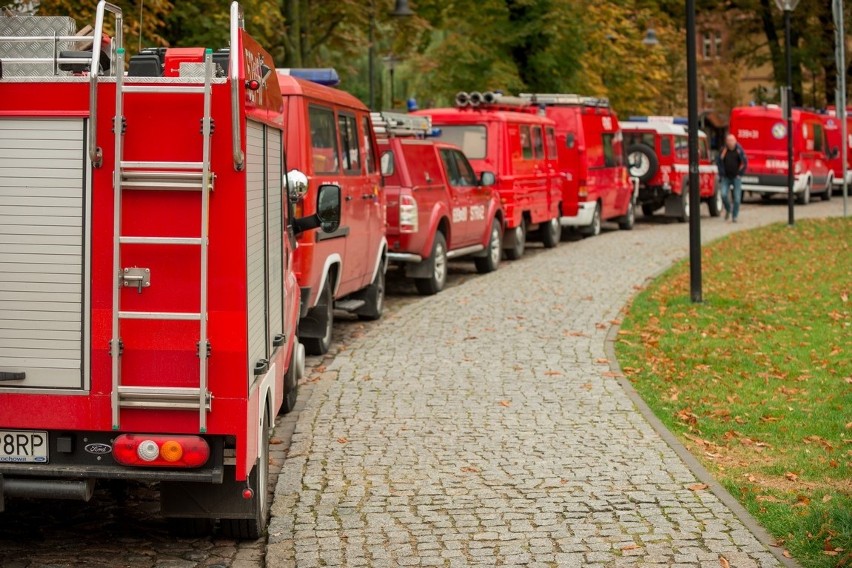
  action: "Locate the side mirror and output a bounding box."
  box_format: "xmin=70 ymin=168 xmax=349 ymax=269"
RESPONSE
xmin=286 ymin=169 xmax=308 ymax=202
xmin=480 ymin=171 xmax=496 ymax=187
xmin=316 ymin=184 xmax=341 ymax=233
xmin=380 ymin=151 xmax=394 ymax=176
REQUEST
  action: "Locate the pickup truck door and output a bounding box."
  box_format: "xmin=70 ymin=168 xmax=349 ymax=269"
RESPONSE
xmin=439 ymin=148 xmax=476 ymax=248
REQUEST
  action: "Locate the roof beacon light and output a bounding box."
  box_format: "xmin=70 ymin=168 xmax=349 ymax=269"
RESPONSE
xmin=628 ymin=115 xmax=689 ymax=125
xmin=371 ymin=111 xmax=432 ymax=138
xmin=277 ymin=68 xmax=340 ymax=87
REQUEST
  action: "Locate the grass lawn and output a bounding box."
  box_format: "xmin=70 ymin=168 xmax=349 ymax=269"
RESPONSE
xmin=616 ymin=217 xmax=851 ymax=568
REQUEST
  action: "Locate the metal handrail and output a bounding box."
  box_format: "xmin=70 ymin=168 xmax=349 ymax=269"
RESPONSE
xmin=230 ymin=1 xmax=245 ymax=171
xmin=88 ymin=1 xmax=123 ymax=168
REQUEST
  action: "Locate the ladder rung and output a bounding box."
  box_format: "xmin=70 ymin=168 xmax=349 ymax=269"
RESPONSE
xmin=121 ymin=161 xmax=204 ymax=171
xmin=123 ymin=85 xmax=206 ymax=94
xmin=119 ymin=311 xmax=201 ymax=321
xmin=123 ymin=171 xmax=204 ymax=180
xmin=122 ymin=181 xmax=204 ymax=191
xmin=120 ymin=236 xmax=203 ymax=245
xmin=117 ymin=386 xmax=211 ymax=411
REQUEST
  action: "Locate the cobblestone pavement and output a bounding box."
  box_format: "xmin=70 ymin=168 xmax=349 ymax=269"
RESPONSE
xmin=267 ymin=198 xmax=845 ymax=568
xmin=0 ymin=198 xmax=843 ymax=567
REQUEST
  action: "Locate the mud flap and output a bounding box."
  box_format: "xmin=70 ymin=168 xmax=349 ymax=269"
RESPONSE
xmin=404 ymin=257 xmax=434 ymax=279
xmin=664 ymin=193 xmax=686 ymax=218
xmin=501 ymin=227 xmax=520 ymax=250
xmin=0 ymin=474 xmax=4 ymax=513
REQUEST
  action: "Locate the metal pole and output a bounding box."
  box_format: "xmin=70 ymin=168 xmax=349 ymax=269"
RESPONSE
xmin=389 ymin=63 xmax=395 ymax=110
xmin=835 ymin=0 xmax=848 ymax=216
xmin=368 ymin=2 xmax=375 ymax=111
xmin=686 ymin=0 xmax=702 ymax=303
xmin=785 ymin=9 xmax=795 ymax=226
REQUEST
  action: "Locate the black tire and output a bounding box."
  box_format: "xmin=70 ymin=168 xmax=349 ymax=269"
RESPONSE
xmin=167 ymin=517 xmax=215 ymax=538
xmin=708 ymin=185 xmax=722 ymax=217
xmin=475 ymin=218 xmax=502 ymax=274
xmin=760 ymin=193 xmax=773 ymax=202
xmin=415 ymin=233 xmax=447 ymax=295
xmin=540 ymin=216 xmax=560 ymax=248
xmin=626 ymin=144 xmax=659 ymax=183
xmin=504 ymin=222 xmax=526 ymax=260
xmin=220 ymin=414 xmax=270 ymax=540
xmin=641 ymin=203 xmax=656 ymax=217
xmin=580 ymin=202 xmax=602 ymax=237
xmin=796 ymin=182 xmax=810 ymax=205
xmin=822 ymin=177 xmax=833 ymax=201
xmin=281 ymin=341 xmax=300 ymax=414
xmin=356 ymin=260 xmax=385 ymax=320
xmin=301 ymin=280 xmax=333 ymax=356
xmin=617 ymin=199 xmax=635 ymax=230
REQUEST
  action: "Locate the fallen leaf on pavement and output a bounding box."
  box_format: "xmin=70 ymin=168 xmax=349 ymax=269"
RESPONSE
xmin=719 ymin=556 xmax=730 ymax=568
xmin=499 ymin=400 xmax=511 ymax=407
xmin=544 ymin=370 xmax=563 ymax=376
xmin=337 ymin=437 xmax=348 ymax=444
xmin=595 ymin=358 xmax=609 ymax=364
xmin=688 ymin=483 xmax=709 ymax=491
xmin=783 ymin=550 xmax=792 ymax=558
xmin=461 ymin=466 xmax=479 ymax=473
xmin=621 ymin=544 xmax=640 ymax=551
xmin=602 ymin=371 xmax=623 ymax=378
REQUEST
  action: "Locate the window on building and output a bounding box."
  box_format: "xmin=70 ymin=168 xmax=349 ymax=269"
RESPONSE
xmin=702 ymin=31 xmax=712 ymax=59
xmin=714 ymin=31 xmax=722 ymax=57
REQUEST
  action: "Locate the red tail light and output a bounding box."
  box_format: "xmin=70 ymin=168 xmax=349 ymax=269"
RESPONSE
xmin=112 ymin=434 xmax=210 ymax=468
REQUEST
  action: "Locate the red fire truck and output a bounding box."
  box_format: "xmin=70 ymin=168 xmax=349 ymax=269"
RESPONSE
xmin=374 ymin=112 xmax=503 ymax=295
xmin=822 ymin=109 xmax=851 ymax=192
xmin=521 ymin=94 xmax=635 ymax=236
xmin=0 ymin=2 xmax=340 ymax=538
xmin=730 ymin=105 xmax=835 ymax=204
xmin=414 ymin=92 xmax=564 ymax=260
xmin=276 ymin=69 xmax=386 ymax=355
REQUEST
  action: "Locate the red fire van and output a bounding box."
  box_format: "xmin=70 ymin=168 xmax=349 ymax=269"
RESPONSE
xmin=277 ymin=70 xmax=386 ymax=355
xmin=521 ymin=94 xmax=635 ymax=235
xmin=374 ymin=112 xmax=503 ymax=294
xmin=729 ymin=105 xmax=835 ymax=204
xmin=415 ymin=92 xmax=564 ymax=259
xmin=822 ymin=109 xmax=851 ymax=192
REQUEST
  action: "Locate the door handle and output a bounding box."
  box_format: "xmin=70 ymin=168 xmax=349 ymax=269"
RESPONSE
xmin=345 ymin=195 xmax=353 ymax=202
xmin=362 ymin=194 xmax=375 ymax=200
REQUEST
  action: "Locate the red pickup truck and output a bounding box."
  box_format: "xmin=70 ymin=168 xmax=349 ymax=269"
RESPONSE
xmin=374 ymin=112 xmax=504 ymax=294
xmin=414 ymin=92 xmax=564 ymax=260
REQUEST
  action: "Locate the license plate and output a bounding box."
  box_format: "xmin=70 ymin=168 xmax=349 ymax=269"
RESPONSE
xmin=0 ymin=430 xmax=48 ymax=463
xmin=741 ymin=176 xmax=759 ymax=184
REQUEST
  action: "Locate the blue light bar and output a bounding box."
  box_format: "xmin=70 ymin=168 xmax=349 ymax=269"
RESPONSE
xmin=628 ymin=115 xmax=689 ymax=125
xmin=277 ymin=68 xmax=340 ymax=87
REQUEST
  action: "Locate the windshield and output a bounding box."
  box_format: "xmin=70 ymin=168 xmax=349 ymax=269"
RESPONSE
xmin=432 ymin=125 xmax=488 ymax=159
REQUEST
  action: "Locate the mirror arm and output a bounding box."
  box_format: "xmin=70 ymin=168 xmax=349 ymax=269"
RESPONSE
xmin=293 ymin=214 xmax=321 ymax=235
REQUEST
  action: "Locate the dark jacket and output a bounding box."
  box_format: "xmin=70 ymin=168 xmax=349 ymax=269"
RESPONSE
xmin=716 ymin=143 xmax=748 ymax=178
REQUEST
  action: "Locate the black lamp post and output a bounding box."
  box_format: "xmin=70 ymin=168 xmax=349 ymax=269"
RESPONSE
xmin=776 ymin=0 xmax=800 ymax=226
xmin=369 ymin=0 xmax=414 ymax=111
xmin=686 ymin=0 xmax=702 ymax=303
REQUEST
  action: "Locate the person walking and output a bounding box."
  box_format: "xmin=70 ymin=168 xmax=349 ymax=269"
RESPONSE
xmin=716 ymin=134 xmax=748 ymax=222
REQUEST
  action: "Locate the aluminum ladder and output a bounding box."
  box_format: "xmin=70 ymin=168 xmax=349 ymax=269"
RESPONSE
xmin=110 ymin=48 xmax=215 ymax=432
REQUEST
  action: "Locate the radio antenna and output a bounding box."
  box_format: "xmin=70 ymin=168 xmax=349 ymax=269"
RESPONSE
xmin=138 ymin=0 xmax=144 ymax=52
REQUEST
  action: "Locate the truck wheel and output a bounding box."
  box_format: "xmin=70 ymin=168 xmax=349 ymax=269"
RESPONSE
xmin=617 ymin=199 xmax=635 ymax=230
xmin=641 ymin=203 xmax=656 ymax=217
xmin=302 ymin=280 xmax=333 ymax=356
xmin=540 ymin=217 xmax=560 ymax=248
xmin=475 ymin=219 xmax=502 ymax=274
xmin=796 ymin=181 xmax=810 ymax=205
xmin=580 ymin=203 xmax=602 ymax=237
xmin=220 ymin=413 xmax=270 ymax=540
xmin=626 ymin=144 xmax=658 ymax=183
xmin=415 ymin=233 xmax=447 ymax=295
xmin=707 ymin=186 xmax=722 ymax=217
xmin=504 ymin=222 xmax=526 ymax=260
xmin=356 ymin=260 xmax=385 ymax=320
xmin=281 ymin=340 xmax=302 ymax=414
xmin=822 ymin=176 xmax=833 ymax=201
xmin=677 ymin=189 xmax=690 ymax=223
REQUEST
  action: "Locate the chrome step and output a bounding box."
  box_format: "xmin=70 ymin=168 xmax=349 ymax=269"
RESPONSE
xmin=334 ymin=299 xmax=366 ymax=312
xmin=117 ymin=386 xmax=212 ymax=411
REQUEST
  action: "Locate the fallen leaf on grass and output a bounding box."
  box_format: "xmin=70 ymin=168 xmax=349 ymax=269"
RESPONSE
xmin=783 ymin=550 xmax=792 ymax=558
xmin=823 ymin=550 xmax=840 ymax=557
xmin=499 ymin=400 xmax=511 ymax=407
xmin=785 ymin=472 xmax=799 ymax=482
xmin=823 ymin=494 xmax=833 ymax=503
xmin=719 ymin=556 xmax=730 ymax=568
xmin=842 ymin=292 xmax=849 ymax=303
xmin=688 ymin=483 xmax=709 ymax=491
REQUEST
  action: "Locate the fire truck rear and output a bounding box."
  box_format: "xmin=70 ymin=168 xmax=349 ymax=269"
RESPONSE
xmin=0 ymin=1 xmax=340 ymax=537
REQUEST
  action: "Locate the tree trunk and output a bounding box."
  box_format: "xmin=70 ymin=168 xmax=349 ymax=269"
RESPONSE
xmin=283 ymin=0 xmax=302 ymax=67
xmin=757 ymin=0 xmax=784 ymax=94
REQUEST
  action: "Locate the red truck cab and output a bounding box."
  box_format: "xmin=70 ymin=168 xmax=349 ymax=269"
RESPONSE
xmin=0 ymin=2 xmax=340 ymax=537
xmin=822 ymin=109 xmax=850 ymax=192
xmin=277 ymin=69 xmax=386 ymax=355
xmin=522 ymin=93 xmax=634 ymax=236
xmin=622 ymin=118 xmax=719 ymax=220
xmin=730 ymin=105 xmax=835 ymax=204
xmin=374 ymin=112 xmax=504 ymax=294
xmin=414 ymin=92 xmax=564 ymax=259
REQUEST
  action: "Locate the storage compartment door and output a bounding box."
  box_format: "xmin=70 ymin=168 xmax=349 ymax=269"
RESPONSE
xmin=0 ymin=118 xmax=89 ymax=390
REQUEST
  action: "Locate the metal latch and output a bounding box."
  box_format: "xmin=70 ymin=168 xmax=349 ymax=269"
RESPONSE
xmin=122 ymin=267 xmax=150 ymax=293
